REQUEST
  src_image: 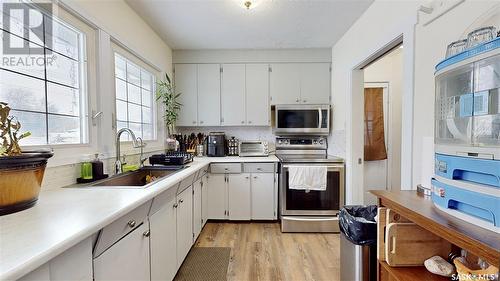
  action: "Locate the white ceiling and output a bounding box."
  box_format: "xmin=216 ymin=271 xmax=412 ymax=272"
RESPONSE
xmin=126 ymin=0 xmax=373 ymax=50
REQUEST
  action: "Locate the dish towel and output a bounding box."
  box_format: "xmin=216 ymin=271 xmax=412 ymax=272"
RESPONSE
xmin=288 ymin=166 xmax=327 ymax=192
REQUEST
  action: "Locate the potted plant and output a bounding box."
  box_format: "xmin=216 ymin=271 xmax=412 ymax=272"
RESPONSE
xmin=0 ymin=102 xmax=53 ymax=215
xmin=156 ymin=73 xmax=182 ymax=136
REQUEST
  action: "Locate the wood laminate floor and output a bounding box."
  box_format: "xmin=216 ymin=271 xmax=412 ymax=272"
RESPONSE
xmin=194 ymin=222 xmax=340 ymax=281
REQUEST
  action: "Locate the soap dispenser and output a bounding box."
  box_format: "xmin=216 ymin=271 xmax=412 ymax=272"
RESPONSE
xmin=92 ymin=153 xmax=104 ymax=179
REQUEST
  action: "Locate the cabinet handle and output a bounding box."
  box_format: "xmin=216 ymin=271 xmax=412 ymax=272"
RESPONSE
xmin=257 ymin=168 xmax=262 ymax=171
xmin=143 ymin=230 xmax=150 ymax=237
xmin=253 ymin=176 xmax=258 ymax=179
xmin=173 ymin=203 xmax=178 ymax=208
xmin=127 ymin=220 xmax=136 ymax=228
xmin=241 ymin=121 xmax=245 ymax=124
xmin=179 ymin=199 xmax=184 ymax=203
xmin=192 ymin=121 xmax=196 ymax=124
xmin=245 ymin=176 xmax=249 ymax=179
xmin=303 ymin=99 xmax=307 ymax=103
xmin=200 ymin=121 xmax=204 ymax=124
xmin=296 ymin=98 xmax=300 ymax=102
xmin=248 ymin=121 xmax=252 ymax=124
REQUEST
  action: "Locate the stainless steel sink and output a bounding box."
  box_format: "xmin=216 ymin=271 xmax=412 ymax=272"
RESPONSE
xmin=84 ymin=166 xmax=185 ymax=188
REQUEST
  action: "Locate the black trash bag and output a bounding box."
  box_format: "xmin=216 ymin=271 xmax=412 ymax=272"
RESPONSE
xmin=339 ymin=205 xmax=378 ymax=246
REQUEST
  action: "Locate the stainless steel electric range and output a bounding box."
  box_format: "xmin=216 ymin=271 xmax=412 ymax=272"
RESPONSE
xmin=276 ymin=136 xmax=345 ymax=233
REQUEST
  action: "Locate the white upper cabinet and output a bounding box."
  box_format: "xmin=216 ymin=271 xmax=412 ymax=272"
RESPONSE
xmin=270 ymin=63 xmax=301 ymax=104
xmin=197 ymin=64 xmax=221 ymax=126
xmin=221 ymin=64 xmax=246 ymax=126
xmin=174 ymin=64 xmax=198 ymax=126
xmin=246 ymin=64 xmax=270 ymax=126
xmin=270 ymin=63 xmax=331 ymax=105
xmin=300 ymin=63 xmax=331 ymax=104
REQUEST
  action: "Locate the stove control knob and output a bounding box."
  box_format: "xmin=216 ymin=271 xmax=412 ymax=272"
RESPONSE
xmin=319 ymin=139 xmax=325 ymax=145
xmin=278 ymin=139 xmax=283 ymax=145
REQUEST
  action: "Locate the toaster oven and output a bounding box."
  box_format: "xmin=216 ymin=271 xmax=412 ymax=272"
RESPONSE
xmin=238 ymin=141 xmax=269 ymax=157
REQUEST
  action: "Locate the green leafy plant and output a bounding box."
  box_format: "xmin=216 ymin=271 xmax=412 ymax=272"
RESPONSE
xmin=0 ymin=102 xmax=31 ymax=156
xmin=156 ymin=73 xmax=182 ymax=135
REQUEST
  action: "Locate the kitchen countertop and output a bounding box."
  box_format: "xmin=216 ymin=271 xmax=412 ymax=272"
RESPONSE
xmin=0 ymin=155 xmax=279 ymax=280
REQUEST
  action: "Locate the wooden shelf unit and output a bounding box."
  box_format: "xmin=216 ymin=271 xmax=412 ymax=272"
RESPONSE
xmin=371 ymin=190 xmax=500 ymax=281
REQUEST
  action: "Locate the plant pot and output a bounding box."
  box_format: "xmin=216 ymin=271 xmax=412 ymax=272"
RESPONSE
xmin=0 ymin=150 xmax=53 ymax=216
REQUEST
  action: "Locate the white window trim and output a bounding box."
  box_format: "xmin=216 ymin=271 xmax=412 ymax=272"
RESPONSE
xmin=12 ymin=3 xmax=100 ymax=167
xmin=111 ymin=42 xmax=165 ymax=156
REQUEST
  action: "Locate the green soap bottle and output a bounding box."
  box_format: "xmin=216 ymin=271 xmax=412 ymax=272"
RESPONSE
xmin=81 ymin=156 xmax=93 ymax=180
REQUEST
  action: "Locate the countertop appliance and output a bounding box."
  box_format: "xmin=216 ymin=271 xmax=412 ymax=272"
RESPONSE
xmin=149 ymin=151 xmax=193 ymax=166
xmin=433 ymin=36 xmax=500 ymax=232
xmin=207 ymin=132 xmax=226 ymax=157
xmin=238 ymin=140 xmax=269 ymax=157
xmin=227 ymin=137 xmax=239 ymax=156
xmin=275 ymin=104 xmax=330 ymax=135
xmin=276 ymin=136 xmax=344 ymax=233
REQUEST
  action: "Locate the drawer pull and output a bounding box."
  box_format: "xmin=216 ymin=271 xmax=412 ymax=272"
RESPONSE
xmin=127 ymin=220 xmax=136 ymax=228
xmin=173 ymin=203 xmax=178 ymax=208
xmin=179 ymin=199 xmax=184 ymax=203
xmin=143 ymin=230 xmax=150 ymax=237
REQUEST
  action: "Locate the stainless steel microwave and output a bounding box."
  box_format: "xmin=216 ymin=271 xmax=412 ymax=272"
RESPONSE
xmin=274 ymin=104 xmax=330 ymax=135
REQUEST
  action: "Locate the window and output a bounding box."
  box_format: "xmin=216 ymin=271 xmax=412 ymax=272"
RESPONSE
xmin=114 ymin=53 xmax=156 ymax=141
xmin=0 ymin=2 xmax=88 ymax=145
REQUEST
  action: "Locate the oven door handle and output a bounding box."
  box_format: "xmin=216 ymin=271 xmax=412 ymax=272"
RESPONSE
xmin=318 ymin=108 xmax=322 ymax=129
xmin=282 ymin=164 xmax=344 ymax=169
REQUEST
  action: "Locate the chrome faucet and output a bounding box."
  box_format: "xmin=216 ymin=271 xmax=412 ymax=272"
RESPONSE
xmin=137 ymin=137 xmax=148 ymax=168
xmin=115 ymin=128 xmax=145 ymax=174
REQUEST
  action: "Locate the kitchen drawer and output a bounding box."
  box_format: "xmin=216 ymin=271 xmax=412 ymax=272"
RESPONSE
xmin=93 ymin=200 xmax=152 ymax=257
xmin=150 ymin=182 xmax=179 ymax=215
xmin=210 ymin=163 xmax=242 ymax=174
xmin=243 ymin=163 xmax=276 ymax=173
xmin=178 ymin=172 xmax=196 ymax=194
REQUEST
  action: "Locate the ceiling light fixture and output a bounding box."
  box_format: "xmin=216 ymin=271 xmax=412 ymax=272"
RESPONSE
xmin=244 ymin=1 xmax=252 ymax=9
xmin=236 ymin=0 xmax=264 ymax=10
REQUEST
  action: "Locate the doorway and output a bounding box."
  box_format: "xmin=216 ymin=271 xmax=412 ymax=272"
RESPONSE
xmin=361 ymin=45 xmax=404 ymax=205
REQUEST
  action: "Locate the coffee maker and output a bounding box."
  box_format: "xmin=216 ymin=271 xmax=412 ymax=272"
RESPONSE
xmin=206 ymin=132 xmax=226 ymax=157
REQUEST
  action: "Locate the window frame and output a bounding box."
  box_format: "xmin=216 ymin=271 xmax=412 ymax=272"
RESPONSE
xmin=111 ymin=42 xmax=159 ymax=144
xmin=1 ymin=2 xmax=99 ymax=166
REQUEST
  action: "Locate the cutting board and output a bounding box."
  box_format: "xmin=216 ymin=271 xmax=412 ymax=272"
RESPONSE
xmin=385 ymin=222 xmax=451 ymax=267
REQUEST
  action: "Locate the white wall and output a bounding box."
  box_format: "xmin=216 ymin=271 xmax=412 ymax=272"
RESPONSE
xmin=330 ymin=0 xmax=419 ymax=204
xmin=40 ymin=0 xmax=173 ymax=190
xmin=330 ymin=0 xmax=500 ymax=204
xmin=363 ymin=47 xmax=403 ymax=203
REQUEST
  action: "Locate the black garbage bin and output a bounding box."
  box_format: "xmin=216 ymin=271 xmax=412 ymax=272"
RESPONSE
xmin=339 ymin=205 xmax=378 ymax=281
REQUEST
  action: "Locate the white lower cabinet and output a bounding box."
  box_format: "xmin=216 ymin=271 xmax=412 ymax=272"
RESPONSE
xmin=93 ymin=223 xmax=150 ymax=281
xmin=149 ymin=196 xmax=177 ymax=281
xmin=251 ymin=173 xmax=277 ymax=220
xmin=207 ymin=173 xmax=227 ymax=219
xmin=201 ymin=173 xmax=209 ymax=227
xmin=18 ymin=238 xmax=93 ymax=281
xmin=176 ymin=186 xmax=193 ymax=268
xmin=193 ymin=178 xmax=203 ymax=239
xmin=227 ymin=173 xmax=251 ymax=220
